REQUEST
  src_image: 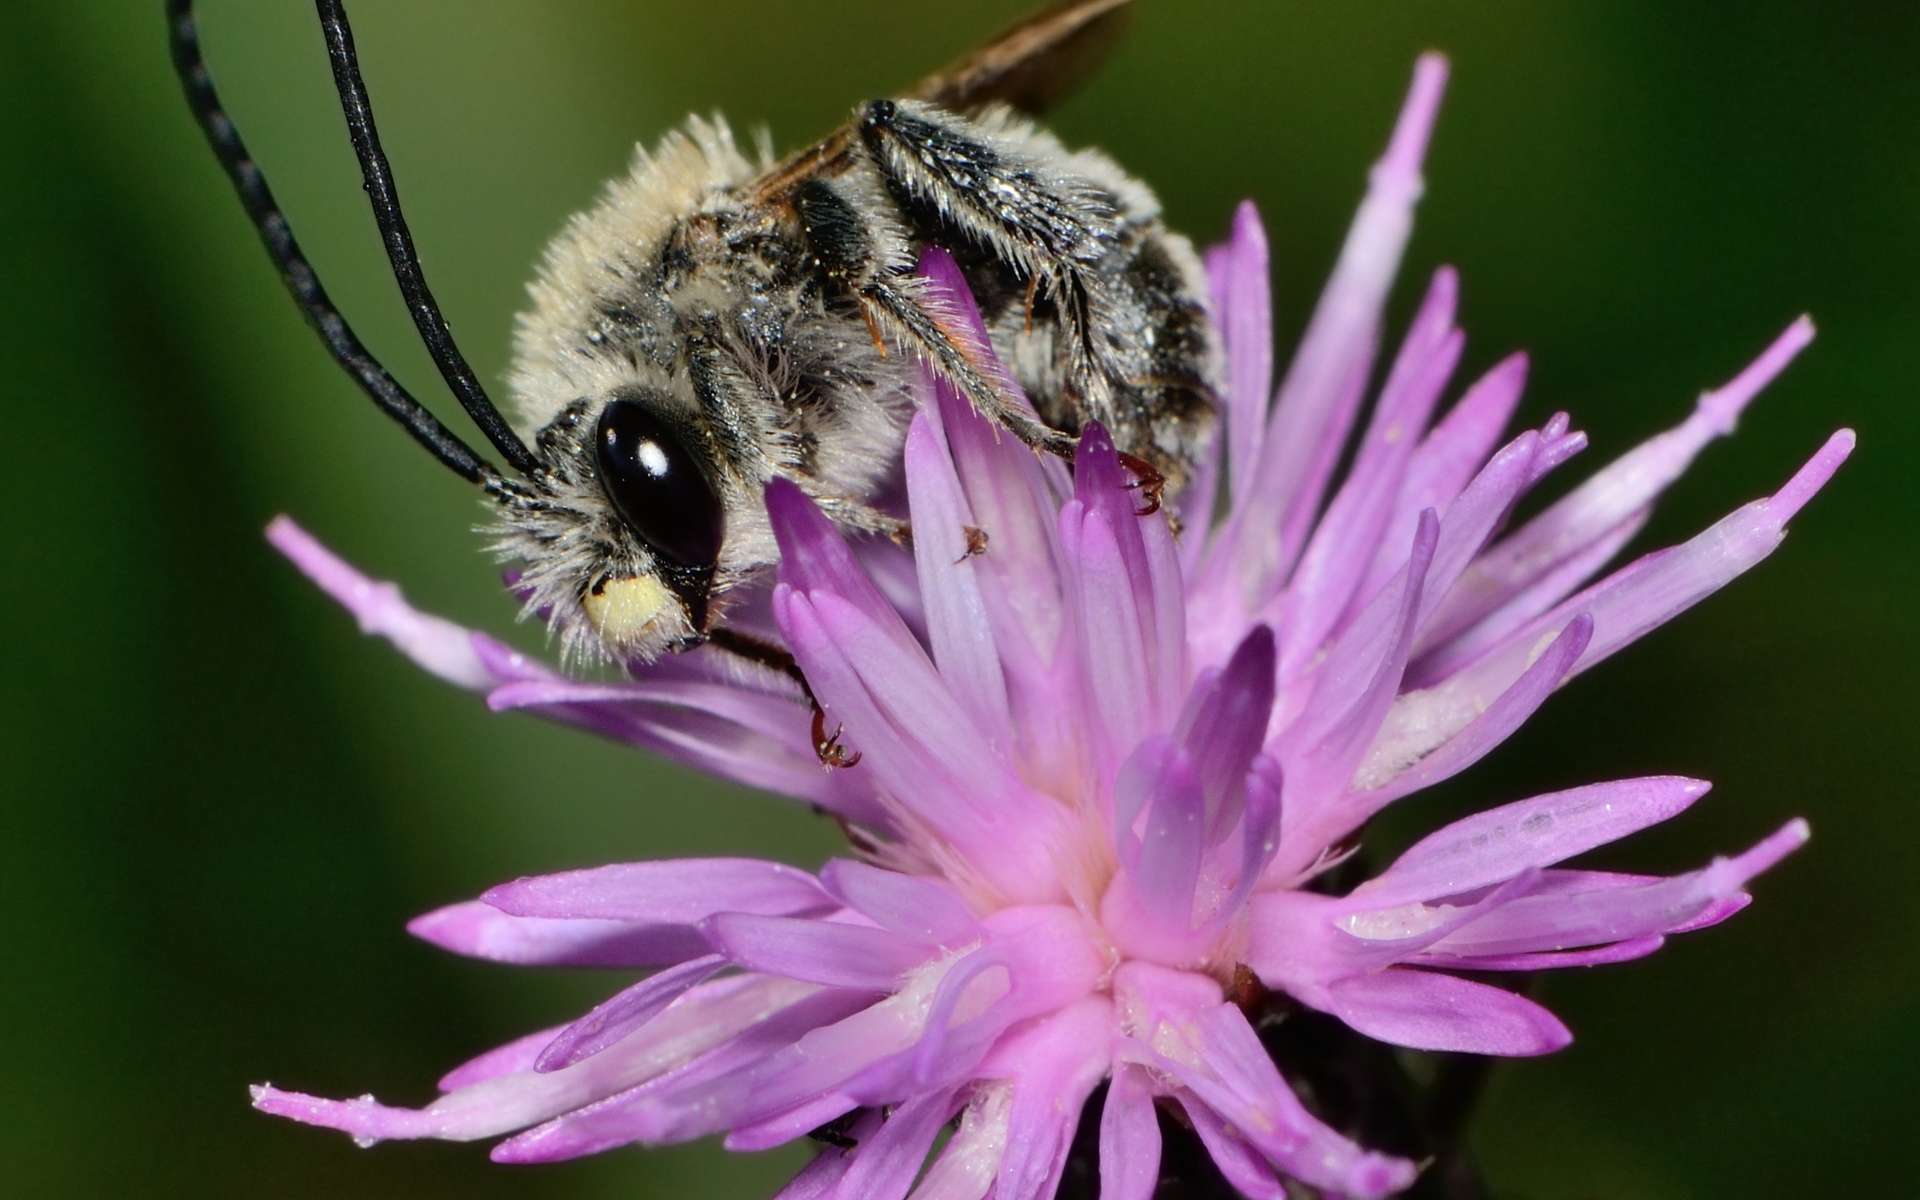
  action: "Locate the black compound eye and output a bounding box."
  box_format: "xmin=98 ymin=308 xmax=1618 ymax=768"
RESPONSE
xmin=593 ymin=399 xmax=724 ymax=569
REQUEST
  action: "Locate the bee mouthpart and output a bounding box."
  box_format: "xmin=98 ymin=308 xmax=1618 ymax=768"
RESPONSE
xmin=582 ymin=574 xmax=684 ymax=648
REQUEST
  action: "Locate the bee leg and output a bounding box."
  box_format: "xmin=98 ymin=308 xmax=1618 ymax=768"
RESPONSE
xmin=808 ymin=491 xmax=914 ymax=547
xmin=811 ymin=703 xmax=862 ymax=770
xmin=858 ymin=100 xmax=1120 ymax=409
xmin=861 ymin=279 xmax=1078 ymax=460
xmin=1116 ymin=450 xmax=1165 ymax=516
xmin=792 ymin=170 xmax=1075 ymax=461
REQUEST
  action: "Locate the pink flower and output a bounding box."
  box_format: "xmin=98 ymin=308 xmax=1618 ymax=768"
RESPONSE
xmin=255 ymin=55 xmax=1849 ymax=1198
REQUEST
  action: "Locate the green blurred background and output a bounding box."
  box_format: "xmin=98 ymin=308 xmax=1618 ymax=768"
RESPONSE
xmin=5 ymin=2 xmax=1914 ymax=1196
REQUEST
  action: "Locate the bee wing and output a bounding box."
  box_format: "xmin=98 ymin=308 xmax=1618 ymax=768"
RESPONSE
xmin=907 ymin=0 xmax=1135 ymax=115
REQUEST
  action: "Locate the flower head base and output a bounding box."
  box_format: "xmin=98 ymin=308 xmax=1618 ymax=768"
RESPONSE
xmin=256 ymin=55 xmax=1849 ymax=1199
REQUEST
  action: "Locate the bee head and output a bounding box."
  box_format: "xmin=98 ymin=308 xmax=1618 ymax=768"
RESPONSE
xmin=497 ymin=387 xmax=731 ymax=664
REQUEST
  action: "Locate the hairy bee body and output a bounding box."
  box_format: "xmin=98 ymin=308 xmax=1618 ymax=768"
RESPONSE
xmin=173 ymin=0 xmax=1215 ymax=667
xmin=504 ymin=101 xmax=1219 ymax=662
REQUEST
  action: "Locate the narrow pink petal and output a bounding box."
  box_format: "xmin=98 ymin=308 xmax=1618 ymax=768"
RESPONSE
xmin=1354 ymin=614 xmax=1592 ymax=805
xmin=1061 ymin=504 xmax=1154 ymax=758
xmin=702 ymin=913 xmax=933 ymax=990
xmin=1443 ymin=431 xmax=1854 ymax=695
xmin=1099 ymin=1064 xmax=1162 ymax=1200
xmin=1139 ymin=1001 xmax=1418 ymax=1198
xmin=1423 ymin=317 xmax=1817 ymax=648
xmin=769 ymin=1110 xmax=883 ymax=1199
xmin=1071 ymin=424 xmax=1184 ymax=716
xmin=533 ymin=956 xmax=728 ymax=1072
xmin=1280 ymin=268 xmax=1459 ymax=675
xmin=1179 ymin=1096 xmax=1289 ymax=1199
xmin=780 ymin=587 xmax=1063 ymax=903
xmin=1355 ymin=775 xmax=1711 ymax=907
xmin=473 ymin=640 xmax=886 ymax=821
xmin=797 ymin=590 xmax=1069 ymax=898
xmin=1414 ymin=426 xmax=1571 ymax=631
xmin=1205 ymin=755 xmax=1284 ymax=929
xmin=1271 ymin=340 xmax=1376 ymax=593
xmin=437 ymin=1026 xmax=567 ymax=1092
xmin=904 ymin=413 xmax=1013 ymax=742
xmin=723 ymin=1092 xmax=861 ymax=1152
xmin=481 ymin=859 xmax=831 ymax=923
xmin=613 ymin=908 xmax=1100 ymax=1148
xmin=1284 ymin=510 xmax=1439 ymax=754
xmin=806 ymin=590 xmax=1008 ymax=795
xmin=488 ymin=984 xmax=872 ymax=1162
xmin=259 ymin=975 xmax=828 ymax=1148
xmin=406 ymin=901 xmax=707 ymax=968
xmin=615 ymin=994 xmax=922 ymax=1146
xmin=1246 ymin=869 xmax=1538 ymax=992
xmin=1359 ymin=350 xmax=1530 ymax=602
xmin=1430 ymin=820 xmax=1809 ymax=957
xmin=1174 ymin=624 xmax=1278 ymax=838
xmin=817 ymin=860 xmax=981 ymax=947
xmin=1218 ymin=200 xmax=1274 ymax=506
xmin=1418 ymin=935 xmax=1666 ymax=972
xmin=1128 ymin=743 xmax=1207 ymax=918
xmin=266 ymin=516 xmax=495 ymax=689
xmin=816 ymin=1088 xmax=958 ymax=1200
xmin=1276 ymin=512 xmax=1437 ymax=861
xmin=987 ymin=997 xmax=1113 ymax=1199
xmin=1205 ymin=54 xmax=1447 ymax=606
xmin=1326 ymin=968 xmax=1572 ymax=1055
xmin=916 ymin=249 xmax=1070 ymax=660
xmin=1328 ymin=869 xmax=1543 ymax=970
xmin=768 ymin=480 xmax=923 ymax=666
xmin=912 ymin=1085 xmax=1014 ymax=1200
xmin=1411 ymin=508 xmax=1646 ymax=686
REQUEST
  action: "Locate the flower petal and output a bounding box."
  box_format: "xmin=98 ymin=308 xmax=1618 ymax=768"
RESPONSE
xmin=1136 ymin=999 xmax=1418 ymax=1198
xmin=1434 ymin=430 xmax=1853 ymax=695
xmin=1326 ymin=968 xmax=1572 ymax=1055
xmin=904 ymin=413 xmax=1013 ymax=743
xmin=1424 ymin=317 xmax=1815 ymax=649
xmin=488 ymin=984 xmax=873 ymax=1163
xmin=1216 ymin=199 xmax=1275 ymax=508
xmin=818 ymin=1089 xmax=958 ymax=1200
xmin=257 ymin=975 xmax=827 ymax=1147
xmin=1429 ymin=820 xmax=1809 ymax=957
xmin=1099 ymin=1063 xmax=1163 ymax=1200
xmin=266 ymin=516 xmax=495 ymax=689
xmin=985 ymin=997 xmax=1113 ymax=1200
xmin=1354 ymin=613 xmax=1593 ymax=803
xmin=769 ymin=1110 xmax=884 ymax=1199
xmin=482 ymin=859 xmax=832 ymax=923
xmin=1281 ymin=267 xmax=1458 ymax=674
xmin=407 ymin=900 xmax=711 ymax=968
xmin=703 ymin=913 xmax=934 ymax=990
xmin=817 ymin=860 xmax=982 ymax=947
xmin=534 ymin=956 xmax=729 ymax=1072
xmin=1205 ymin=53 xmax=1448 ymax=605
xmin=1355 ymin=775 xmax=1712 ymax=907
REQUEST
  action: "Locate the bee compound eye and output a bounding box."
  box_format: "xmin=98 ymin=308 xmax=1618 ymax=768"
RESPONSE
xmin=593 ymin=399 xmax=725 ymax=569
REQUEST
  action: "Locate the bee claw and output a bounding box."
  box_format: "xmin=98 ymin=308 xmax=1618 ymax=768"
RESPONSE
xmin=1116 ymin=450 xmax=1166 ymax=516
xmin=810 ymin=701 xmax=862 ymax=769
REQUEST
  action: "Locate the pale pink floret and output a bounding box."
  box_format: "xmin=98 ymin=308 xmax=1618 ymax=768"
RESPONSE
xmin=257 ymin=53 xmax=1848 ymax=1198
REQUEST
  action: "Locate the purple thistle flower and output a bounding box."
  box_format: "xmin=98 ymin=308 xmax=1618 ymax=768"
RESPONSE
xmin=254 ymin=55 xmax=1850 ymax=1199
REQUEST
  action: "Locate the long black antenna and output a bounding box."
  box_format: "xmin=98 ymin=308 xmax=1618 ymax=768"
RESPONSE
xmin=313 ymin=0 xmax=541 ymax=476
xmin=165 ymin=0 xmax=530 ymax=493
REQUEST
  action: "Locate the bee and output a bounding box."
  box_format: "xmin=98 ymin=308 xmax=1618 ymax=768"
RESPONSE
xmin=170 ymin=0 xmax=1218 ymax=667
